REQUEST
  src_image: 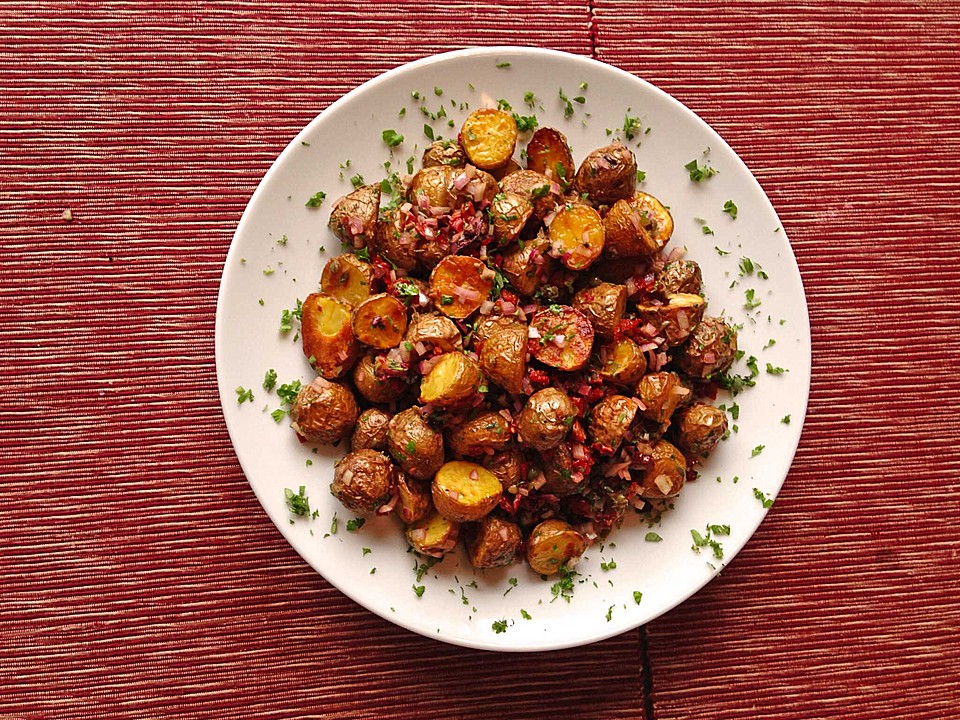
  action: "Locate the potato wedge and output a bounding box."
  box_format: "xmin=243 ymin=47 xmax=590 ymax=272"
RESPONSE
xmin=352 ymin=352 xmax=408 ymax=404
xmin=394 ymin=470 xmax=432 ymax=525
xmin=406 ymin=510 xmax=460 ymax=558
xmin=429 ymin=255 xmax=495 ymax=319
xmin=636 ymin=371 xmax=691 ymax=425
xmin=328 ymin=184 xmax=381 ymax=248
xmin=387 ymin=407 xmax=444 ymax=481
xmin=500 ymin=233 xmax=554 ymax=297
xmin=525 ymin=127 xmax=575 ymax=187
xmin=603 ymin=191 xmax=674 ymax=258
xmin=289 ymin=377 xmax=359 ymax=444
xmin=573 ymin=142 xmax=637 ymax=206
xmin=499 ymin=169 xmax=561 ymax=220
xmin=422 ymin=140 xmax=467 ymax=169
xmin=419 ymin=351 xmax=482 ymax=407
xmin=635 ymin=293 xmax=706 ymax=347
xmin=639 ymin=439 xmax=687 ymax=498
xmin=431 ymin=460 xmax=503 ymax=522
xmin=460 ymin=108 xmax=518 ymax=170
xmin=526 ymin=519 xmax=586 ymax=575
xmin=467 ymin=515 xmax=522 ymax=568
xmin=478 ymin=320 xmax=527 ymax=394
xmin=320 ymin=254 xmax=375 ymax=307
xmin=588 ymin=394 xmax=638 ymax=452
xmin=490 ymin=191 xmax=533 ymax=245
xmin=351 ymin=293 xmax=408 ymax=349
xmin=448 ymin=411 xmax=512 ymax=458
xmin=404 ymin=312 xmax=463 ymax=353
xmin=599 ymin=338 xmax=647 ymax=387
xmin=573 ymin=282 xmax=626 ymax=338
xmin=300 ymin=292 xmax=360 ymax=380
xmin=548 ymin=203 xmax=605 ymax=270
xmin=529 ymin=305 xmax=595 ymax=372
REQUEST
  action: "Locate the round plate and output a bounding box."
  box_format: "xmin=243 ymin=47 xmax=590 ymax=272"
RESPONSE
xmin=216 ymin=47 xmax=810 ymax=651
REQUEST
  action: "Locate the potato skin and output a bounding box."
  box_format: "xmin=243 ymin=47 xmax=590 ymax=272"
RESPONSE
xmin=574 ymin=142 xmax=637 ymax=206
xmin=351 ymin=293 xmax=409 ymax=349
xmin=448 ymin=411 xmax=512 ymax=458
xmin=407 ymin=164 xmax=459 ymax=210
xmin=526 ymin=519 xmax=587 ymax=575
xmin=639 ymin=439 xmax=687 ymax=498
xmin=490 ymin=191 xmax=534 ymax=245
xmin=300 ymin=292 xmax=360 ymax=380
xmin=573 ymin=283 xmax=627 ymax=339
xmin=516 ymin=387 xmax=576 ymax=451
xmin=636 ymin=371 xmax=691 ymax=425
xmin=526 ymin=127 xmax=575 ymax=186
xmin=541 ymin=443 xmax=581 ymax=496
xmin=351 ymin=408 xmax=392 ymax=451
xmin=599 ymin=338 xmax=647 ymax=387
xmin=460 ymin=108 xmax=518 ymax=170
xmin=352 ymin=352 xmax=408 ymax=405
xmin=319 ymin=254 xmax=375 ymax=307
xmin=657 ymin=260 xmax=703 ymax=296
xmin=394 ymin=470 xmax=432 ymax=524
xmin=422 ymin=140 xmax=467 ymax=169
xmin=500 ymin=170 xmax=561 ymax=220
xmin=635 ymin=293 xmax=706 ymax=347
xmin=467 ymin=515 xmax=522 ymax=568
xmin=478 ymin=320 xmax=527 ymax=394
xmin=331 ymin=449 xmax=395 ymax=513
xmin=500 ymin=234 xmax=554 ymax=297
xmin=431 ymin=461 xmax=503 ymax=522
xmin=419 ymin=351 xmax=482 ymax=407
xmin=406 ymin=510 xmax=460 ymax=558
xmin=387 ymin=407 xmax=445 ymax=481
xmin=673 ymin=316 xmax=738 ymax=379
xmin=374 ymin=208 xmax=420 ymax=271
xmin=588 ymin=394 xmax=638 ymax=451
xmin=404 ymin=312 xmax=463 ymax=353
xmin=471 ymin=315 xmax=523 ymax=350
xmin=483 ymin=448 xmax=525 ymax=490
xmin=489 ymin=157 xmax=522 ymax=181
xmin=328 ymin=184 xmax=381 ymax=248
xmin=529 ymin=305 xmax=595 ymax=372
xmin=289 ymin=377 xmax=359 ymax=444
xmin=429 ymin=255 xmax=496 ymax=319
xmin=671 ymin=403 xmax=728 ymax=459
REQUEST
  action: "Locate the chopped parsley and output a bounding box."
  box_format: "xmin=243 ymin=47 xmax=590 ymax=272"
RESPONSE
xmin=503 ymin=577 xmax=519 ymax=596
xmin=524 ymin=91 xmax=536 ymax=107
xmin=723 ymin=199 xmax=739 ymax=219
xmin=520 ymin=609 xmax=532 ymax=620
xmin=623 ymin=114 xmax=641 ymax=140
xmin=381 ymin=129 xmax=404 ymax=147
xmin=284 ymin=486 xmax=310 ymax=516
xmin=512 ymin=113 xmax=538 ymax=132
xmin=305 ymin=191 xmax=327 ymax=208
xmin=492 ymin=619 xmax=508 ymax=633
xmin=235 ymin=386 xmax=253 ymax=404
xmin=753 ymin=488 xmax=774 ymax=509
xmin=263 ymin=368 xmax=277 ymax=391
xmin=440 ymin=294 xmax=453 ymax=306
xmin=346 ymin=517 xmax=366 ymax=532
xmin=549 ymin=564 xmax=579 ymax=603
xmin=644 ymin=532 xmax=663 ymax=543
xmin=433 ymin=86 xmax=443 ymax=96
xmin=766 ymin=363 xmax=788 ymax=375
xmin=349 ymin=174 xmax=364 ymax=188
xmin=558 ymin=88 xmax=574 ymax=118
xmin=605 ymin=605 xmax=614 ymax=622
xmin=413 ymin=585 xmax=425 ymax=598
xmin=739 ymin=257 xmax=755 ymax=276
xmin=495 ymin=61 xmax=512 ymax=68
xmin=744 ymin=288 xmax=762 ymax=310
xmin=636 ymin=170 xmax=646 ymax=183
xmin=714 ymin=246 xmax=730 ymax=255
xmin=751 ymin=445 xmax=765 ymax=457
xmin=685 ymin=158 xmax=717 ymax=182
xmin=497 ymin=98 xmax=512 ymax=111
xmin=633 ymin=591 xmax=643 ymax=604
xmin=781 ymin=414 xmax=792 ymax=424
xmin=690 ymin=523 xmax=729 ymax=559
xmin=423 ymin=124 xmax=435 ymax=141
xmin=600 ymin=559 xmax=617 ymax=571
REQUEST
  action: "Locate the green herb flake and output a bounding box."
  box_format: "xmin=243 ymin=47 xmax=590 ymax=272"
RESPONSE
xmin=263 ymin=369 xmax=277 ymax=391
xmin=423 ymin=124 xmax=435 ymax=141
xmin=503 ymin=577 xmax=519 ymax=596
xmin=382 ymin=129 xmax=404 ymax=147
xmin=751 ymin=445 xmax=765 ymax=457
xmin=605 ymin=605 xmax=614 ymax=622
xmin=284 ymin=486 xmax=310 ymax=516
xmin=715 ymin=245 xmax=729 ymax=255
xmin=512 ymin=113 xmax=538 ymax=133
xmin=549 ymin=564 xmax=579 ymax=603
xmin=305 ymin=191 xmax=327 ymax=208
xmin=413 ymin=585 xmax=425 ymax=598
xmin=766 ymin=363 xmax=788 ymax=375
xmin=520 ymin=609 xmax=532 ymax=620
xmin=723 ymin=199 xmax=739 ymax=219
xmin=496 ymin=61 xmax=512 ymax=68
xmin=262 ymin=266 xmax=275 ymax=276
xmin=433 ymin=86 xmax=443 ymax=96
xmin=739 ymin=257 xmax=754 ymax=276
xmin=349 ymin=174 xmax=364 ymax=188
xmin=235 ymin=386 xmax=253 ymax=404
xmin=600 ymin=559 xmax=617 ymax=571
xmin=558 ymin=88 xmax=574 ymax=118
xmin=685 ymin=158 xmax=718 ymax=182
xmin=346 ymin=517 xmax=366 ymax=532
xmin=744 ymin=288 xmax=761 ymax=310
xmin=524 ymin=91 xmax=536 ymax=107
xmin=636 ymin=170 xmax=646 ymax=183
xmin=645 ymin=532 xmax=663 ymax=543
xmin=633 ymin=591 xmax=643 ymax=604
xmin=753 ymin=488 xmax=774 ymax=509
xmin=623 ymin=115 xmax=641 ymax=140
xmin=781 ymin=414 xmax=792 ymax=424
xmin=492 ymin=619 xmax=508 ymax=633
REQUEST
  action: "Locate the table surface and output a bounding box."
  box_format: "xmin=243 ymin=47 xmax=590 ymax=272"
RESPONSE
xmin=3 ymin=2 xmax=959 ymax=718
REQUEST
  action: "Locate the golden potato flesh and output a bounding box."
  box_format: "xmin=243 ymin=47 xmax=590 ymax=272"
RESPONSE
xmin=394 ymin=471 xmax=432 ymax=525
xmin=431 ymin=461 xmax=503 ymax=522
xmin=490 ymin=191 xmax=534 ymax=245
xmin=419 ymin=351 xmax=482 ymax=407
xmin=478 ymin=319 xmax=527 ymax=394
xmin=572 ymin=282 xmax=627 ymax=339
xmin=406 ymin=510 xmax=460 ymax=558
xmin=331 ymin=449 xmax=395 ymax=514
xmin=588 ymin=395 xmax=638 ymax=452
xmin=289 ymin=377 xmax=359 ymax=444
xmin=525 ymin=127 xmax=575 ymax=187
xmin=467 ymin=515 xmax=522 ymax=569
xmin=640 ymin=439 xmax=687 ymax=498
xmin=447 ymin=411 xmax=512 ymax=458
xmin=300 ymin=292 xmax=360 ymax=380
xmin=460 ymin=108 xmax=518 ymax=170
xmin=548 ymin=203 xmax=605 ymax=270
xmin=319 ymin=254 xmax=375 ymax=307
xmin=429 ymin=255 xmax=495 ymax=319
xmin=599 ymin=338 xmax=647 ymax=387
xmin=351 ymin=293 xmax=408 ymax=349
xmin=635 ymin=293 xmax=706 ymax=347
xmin=526 ymin=519 xmax=586 ymax=576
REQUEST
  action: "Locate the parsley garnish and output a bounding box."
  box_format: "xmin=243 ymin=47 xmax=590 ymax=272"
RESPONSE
xmin=524 ymin=91 xmax=536 ymax=107
xmin=766 ymin=363 xmax=787 ymax=375
xmin=645 ymin=532 xmax=662 ymax=542
xmin=744 ymin=288 xmax=761 ymax=310
xmin=492 ymin=619 xmax=508 ymax=633
xmin=495 ymin=61 xmax=511 ymax=68
xmin=781 ymin=414 xmax=792 ymax=424
xmin=263 ymin=368 xmax=277 ymax=391
xmin=413 ymin=585 xmax=425 ymax=597
xmin=633 ymin=591 xmax=643 ymax=604
xmin=423 ymin=124 xmax=435 ymax=141
xmin=739 ymin=257 xmax=755 ymax=276
xmin=636 ymin=169 xmax=646 ymax=183
xmin=690 ymin=523 xmax=729 ymax=559
xmin=723 ymin=199 xmax=738 ymax=219
xmin=346 ymin=517 xmax=366 ymax=532
xmin=305 ymin=191 xmax=326 ymax=208
xmin=235 ymin=386 xmax=253 ymax=404
xmin=623 ymin=114 xmax=641 ymax=140
xmin=558 ymin=88 xmax=574 ymax=118
xmin=503 ymin=577 xmax=519 ymax=596
xmin=382 ymin=129 xmax=404 ymax=147
xmin=512 ymin=113 xmax=538 ymax=132
xmin=753 ymin=488 xmax=774 ymax=509
xmin=549 ymin=564 xmax=579 ymax=603
xmin=433 ymin=86 xmax=443 ymax=96
xmin=350 ymin=174 xmax=364 ymax=188
xmin=605 ymin=605 xmax=614 ymax=622
xmin=284 ymin=486 xmax=310 ymax=516
xmin=685 ymin=158 xmax=717 ymax=182
xmin=520 ymin=609 xmax=532 ymax=620
xmin=600 ymin=559 xmax=617 ymax=571
xmin=751 ymin=445 xmax=765 ymax=457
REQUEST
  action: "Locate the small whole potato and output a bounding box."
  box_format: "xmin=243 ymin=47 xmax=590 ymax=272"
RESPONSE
xmin=636 ymin=371 xmax=691 ymax=426
xmin=289 ymin=377 xmax=359 ymax=444
xmin=483 ymin=448 xmax=525 ymax=491
xmin=657 ymin=260 xmax=703 ymax=296
xmin=499 ymin=170 xmax=562 ymax=220
xmin=541 ymin=443 xmax=582 ymax=496
xmin=431 ymin=461 xmax=503 ymax=522
xmin=466 ymin=515 xmax=523 ymax=569
xmin=673 ymin=316 xmax=739 ymax=379
xmin=351 ymin=293 xmax=409 ymax=349
xmin=419 ymin=351 xmax=482 ymax=407
xmin=574 ymin=142 xmax=637 ymax=206
xmin=588 ymin=394 xmax=639 ymax=452
xmin=404 ymin=312 xmax=463 ymax=353
xmin=407 ymin=164 xmax=459 ymax=210
xmin=671 ymin=403 xmax=728 ymax=459
xmin=448 ymin=411 xmax=513 ymax=458
xmin=478 ymin=320 xmax=527 ymax=394
xmin=351 ymin=408 xmax=392 ymax=451
xmin=330 ymin=449 xmax=395 ymax=513
xmin=328 ymin=184 xmax=381 ymax=248
xmin=352 ymin=352 xmax=408 ymax=405
xmin=421 ymin=140 xmax=468 ymax=169
xmin=406 ymin=510 xmax=460 ymax=558
xmin=490 ymin=191 xmax=534 ymax=245
xmin=516 ymin=387 xmax=576 ymax=451
xmin=640 ymin=439 xmax=687 ymax=498
xmin=373 ymin=209 xmax=420 ymax=271
xmin=526 ymin=519 xmax=587 ymax=575
xmin=394 ymin=470 xmax=432 ymax=525
xmin=573 ymin=282 xmax=627 ymax=339
xmin=500 ymin=233 xmax=555 ymax=297
xmin=525 ymin=127 xmax=575 ymax=185
xmin=387 ymin=407 xmax=445 ymax=481
xmin=635 ymin=293 xmax=706 ymax=347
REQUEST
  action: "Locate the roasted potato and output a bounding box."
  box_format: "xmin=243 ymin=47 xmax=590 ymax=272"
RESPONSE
xmin=432 ymin=460 xmax=503 ymax=522
xmin=671 ymin=403 xmax=728 ymax=459
xmin=490 ymin=191 xmax=534 ymax=245
xmin=387 ymin=407 xmax=445 ymax=481
xmin=390 ymin=276 xmax=432 ymax=310
xmin=635 ymin=293 xmax=706 ymax=347
xmin=394 ymin=470 xmax=432 ymax=524
xmin=529 ymin=305 xmax=595 ymax=372
xmin=404 ymin=312 xmax=462 ymax=353
xmin=351 ymin=408 xmax=392 ymax=451
xmin=603 ymin=191 xmax=674 ymax=258
xmin=478 ymin=320 xmax=527 ymax=394
xmin=374 ymin=208 xmax=419 ymax=271
xmin=460 ymin=108 xmax=518 ymax=170
xmin=467 ymin=515 xmax=522 ymax=568
xmin=406 ymin=510 xmax=460 ymax=558
xmin=526 ymin=519 xmax=587 ymax=575
xmin=657 ymin=260 xmax=703 ymax=296
xmin=471 ymin=315 xmax=523 ymax=349
xmin=429 ymin=255 xmax=495 ymax=319
xmin=352 ymin=352 xmax=408 ymax=405
xmin=351 ymin=293 xmax=408 ymax=349
xmin=319 ymin=254 xmax=375 ymax=307
xmin=590 ymin=256 xmax=649 ymax=286
xmin=483 ymin=448 xmax=525 ymax=490
xmin=599 ymin=338 xmax=648 ymax=386
xmin=500 ymin=233 xmax=554 ymax=297
xmin=422 ymin=140 xmax=467 ymax=169
xmin=672 ymin=316 xmax=738 ymax=379
xmin=574 ymin=142 xmax=637 ymax=206
xmin=330 ymin=449 xmax=395 ymax=513
xmin=516 ymin=387 xmax=576 ymax=451
xmin=300 ymin=292 xmax=360 ymax=380
xmin=636 ymin=371 xmax=691 ymax=425
xmin=419 ymin=351 xmax=482 ymax=407
xmin=499 ymin=169 xmax=561 ymax=219
xmin=548 ymin=203 xmax=605 ymax=270
xmin=407 ymin=164 xmax=459 ymax=210
xmin=526 ymin=127 xmax=575 ymax=187
xmin=573 ymin=282 xmax=627 ymax=339
xmin=328 ymin=184 xmax=381 ymax=248
xmin=541 ymin=443 xmax=582 ymax=496
xmin=448 ymin=411 xmax=512 ymax=458
xmin=289 ymin=377 xmax=359 ymax=444
xmin=489 ymin=157 xmax=522 ymax=181
xmin=588 ymin=394 xmax=639 ymax=451
xmin=639 ymin=439 xmax=687 ymax=498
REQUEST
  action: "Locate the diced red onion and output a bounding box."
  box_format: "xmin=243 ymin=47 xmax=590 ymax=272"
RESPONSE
xmin=629 ymin=210 xmax=643 ymax=231
xmin=631 ymin=397 xmax=647 ymax=411
xmin=677 ymin=311 xmax=689 ymax=331
xmin=376 ymin=492 xmax=399 ymax=515
xmin=641 ymin=323 xmax=659 ymax=338
xmin=639 ymin=341 xmax=658 ymax=352
xmin=522 ymin=303 xmax=537 ymax=315
xmin=414 ymin=341 xmax=428 ymax=356
xmin=543 ymin=211 xmax=557 ymax=227
xmin=417 ymin=193 xmax=430 ymax=210
xmin=571 ymin=444 xmax=586 ymax=460
xmin=479 ymin=299 xmax=495 ymax=315
xmin=400 ymin=202 xmax=413 ymax=214
xmin=703 ymin=351 xmax=717 ymax=364
xmin=430 ymin=205 xmax=451 ymax=217
xmin=340 ymin=469 xmax=354 ymax=484
xmin=550 ymin=182 xmax=562 ymax=195
xmin=453 ymin=172 xmax=470 ymax=190
xmin=552 ymin=334 xmax=567 ymax=348
xmin=448 ymin=489 xmax=460 ymax=501
xmin=452 ymin=285 xmax=481 ymax=302
xmin=409 ymin=528 xmax=426 ymax=542
xmin=419 ymin=356 xmax=440 ymax=375
xmin=654 ymin=474 xmax=674 ymax=495
xmin=499 ymin=526 xmax=511 ymax=541
xmin=469 ymin=469 xmax=479 ymax=481
xmin=666 ymin=245 xmax=687 ymax=263
xmin=625 ymin=277 xmax=638 ymax=296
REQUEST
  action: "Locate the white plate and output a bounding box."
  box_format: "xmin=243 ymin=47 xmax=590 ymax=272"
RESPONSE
xmin=216 ymin=47 xmax=810 ymax=651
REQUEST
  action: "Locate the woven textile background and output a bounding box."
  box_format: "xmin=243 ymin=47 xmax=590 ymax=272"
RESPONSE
xmin=1 ymin=1 xmax=958 ymax=718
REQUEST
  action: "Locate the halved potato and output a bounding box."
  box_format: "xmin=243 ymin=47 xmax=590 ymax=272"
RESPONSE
xmin=529 ymin=305 xmax=595 ymax=372
xmin=351 ymin=293 xmax=408 ymax=349
xmin=460 ymin=108 xmax=518 ymax=170
xmin=526 ymin=519 xmax=586 ymax=576
xmin=467 ymin=515 xmax=522 ymax=568
xmin=407 ymin=164 xmax=458 ymax=210
xmin=635 ymin=293 xmax=706 ymax=347
xmin=300 ymin=292 xmax=360 ymax=380
xmin=573 ymin=142 xmax=637 ymax=206
xmin=406 ymin=510 xmax=460 ymax=558
xmin=500 ymin=233 xmax=554 ymax=297
xmin=525 ymin=127 xmax=575 ymax=187
xmin=431 ymin=460 xmax=503 ymax=522
xmin=548 ymin=203 xmax=605 ymax=270
xmin=483 ymin=449 xmax=525 ymax=490
xmin=599 ymin=338 xmax=647 ymax=387
xmin=395 ymin=470 xmax=432 ymax=525
xmin=639 ymin=439 xmax=687 ymax=498
xmin=429 ymin=255 xmax=495 ymax=319
xmin=603 ymin=191 xmax=674 ymax=258
xmin=478 ymin=320 xmax=527 ymax=394
xmin=404 ymin=312 xmax=463 ymax=353
xmin=419 ymin=351 xmax=482 ymax=407
xmin=572 ymin=282 xmax=626 ymax=338
xmin=320 ymin=254 xmax=375 ymax=307
xmin=490 ymin=191 xmax=533 ymax=245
